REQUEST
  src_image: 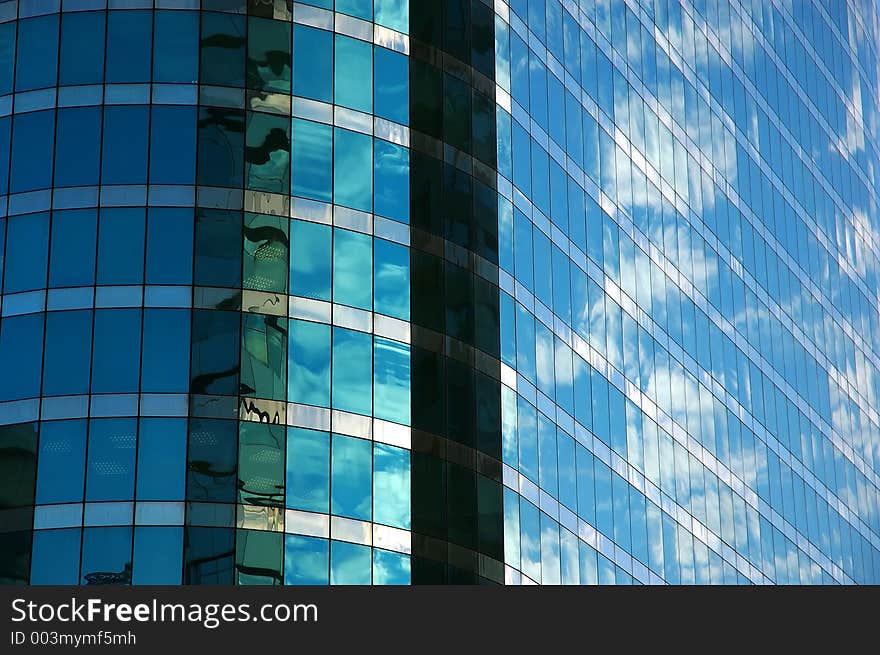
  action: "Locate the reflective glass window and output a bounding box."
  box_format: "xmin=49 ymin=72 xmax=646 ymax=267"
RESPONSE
xmin=333 ymin=228 xmax=372 ymax=310
xmin=288 ymin=320 xmax=331 ymax=407
xmin=331 ymin=434 xmax=371 ymax=521
xmin=136 ymin=419 xmax=187 ymax=501
xmin=286 ymin=427 xmax=330 ymax=513
xmin=59 ymin=11 xmax=105 ymax=86
xmin=15 ymin=15 xmax=59 ymax=91
xmin=106 ymin=10 xmax=152 ymax=83
xmin=331 ymin=327 xmax=372 ymax=416
xmin=291 ymin=119 xmax=332 ymax=202
xmin=85 ymin=418 xmax=137 ymax=501
xmin=290 ymin=219 xmax=331 ymax=301
xmin=35 ymin=420 xmax=87 ymax=504
xmin=285 ymin=535 xmax=328 ymax=585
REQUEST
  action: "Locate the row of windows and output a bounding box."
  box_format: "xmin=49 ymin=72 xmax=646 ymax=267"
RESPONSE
xmin=28 ymin=527 xmax=410 ymax=585
xmin=504 ymin=487 xmax=833 ymax=584
xmin=494 ymin=19 xmax=879 ymax=413
xmin=496 ymin=0 xmax=880 ymax=502
xmin=497 ymin=223 xmax=879 ymax=516
xmin=0 ymin=309 xmax=410 ymax=428
xmin=0 ymin=13 xmax=409 ymax=121
xmin=501 ymin=380 xmax=878 ymax=581
xmin=0 ymin=110 xmax=410 ymax=225
xmin=497 ymin=0 xmax=880 ymax=584
xmin=30 ymin=417 xmax=409 ymax=530
xmin=511 ymin=0 xmax=878 ymax=259
xmin=0 ymin=208 xmax=409 ymax=322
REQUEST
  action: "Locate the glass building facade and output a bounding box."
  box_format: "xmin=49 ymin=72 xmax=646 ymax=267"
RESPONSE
xmin=0 ymin=0 xmax=878 ymax=586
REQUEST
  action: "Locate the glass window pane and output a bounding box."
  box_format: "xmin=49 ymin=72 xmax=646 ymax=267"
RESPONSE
xmin=291 ymin=119 xmax=332 ymax=202
xmin=331 ymin=327 xmax=372 ymax=416
xmin=373 ymin=442 xmax=410 ymax=529
xmin=286 ymin=427 xmax=329 ymax=513
xmin=330 ymin=540 xmax=370 ymax=584
xmin=333 ymin=228 xmax=372 ymax=309
xmin=285 ymin=535 xmax=328 ymax=585
xmin=293 ymin=25 xmax=332 ymax=103
xmin=290 ymin=219 xmax=331 ymax=301
xmin=136 ymin=418 xmax=187 ymax=501
xmin=85 ymin=418 xmax=137 ymax=502
xmin=331 ymin=434 xmax=371 ymax=521
xmin=333 ymin=128 xmax=372 ymax=211
xmin=288 ymin=320 xmax=331 ymax=407
xmin=373 ymin=337 xmax=410 ymax=426
xmin=335 ymin=34 xmax=372 ymax=113
xmin=35 ymin=420 xmax=87 ymax=504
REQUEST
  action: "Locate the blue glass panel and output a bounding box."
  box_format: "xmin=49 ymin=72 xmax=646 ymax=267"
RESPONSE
xmin=519 ymin=497 xmax=540 ymax=581
xmin=132 ymin=527 xmax=183 ymax=584
xmin=373 ymin=442 xmax=410 ymax=529
xmin=35 ymin=420 xmax=87 ymax=504
xmin=335 ymin=34 xmax=372 ymax=113
xmin=59 ymin=11 xmax=105 ymax=85
xmin=291 ymin=119 xmax=332 ymax=202
xmin=101 ymin=106 xmax=150 ymax=185
xmin=50 ymin=209 xmax=97 ymax=288
xmin=333 ymin=228 xmax=372 ymax=309
xmin=150 ymin=106 xmax=197 ymax=184
xmin=136 ymin=419 xmax=187 ymax=501
xmin=374 ymin=46 xmax=408 ymax=124
xmin=333 ymin=128 xmax=372 ymax=211
xmin=4 ymin=212 xmax=49 ymax=293
xmin=293 ymin=25 xmax=332 ymax=103
xmin=42 ymin=310 xmax=92 ymax=397
xmin=373 ymin=549 xmax=410 ymax=584
xmin=331 ymin=433 xmax=371 ymax=521
xmin=286 ymin=427 xmax=329 ymax=513
xmin=0 ymin=22 xmax=13 ymax=95
xmin=0 ymin=313 xmax=44 ymax=401
xmin=86 ymin=418 xmax=137 ymax=501
xmin=30 ymin=529 xmax=81 ymax=585
xmin=15 ymin=15 xmax=59 ymax=91
xmin=106 ymin=10 xmax=153 ymax=83
xmin=290 ymin=219 xmax=331 ymax=300
xmin=374 ymin=140 xmax=409 ymax=223
xmin=0 ymin=117 xmax=9 ymax=196
xmin=146 ymin=208 xmax=194 ymax=285
xmin=331 ymin=327 xmax=372 ymax=416
xmin=55 ymin=107 xmax=102 ymax=188
xmin=336 ymin=0 xmax=372 ymax=20
xmin=285 ymin=535 xmax=328 ymax=585
xmin=288 ymin=320 xmax=331 ymax=407
xmin=80 ymin=527 xmax=132 ymax=585
xmin=330 ymin=540 xmax=370 ymax=584
xmin=10 ymin=110 xmax=55 ymax=193
xmin=141 ymin=310 xmax=190 ymax=393
xmin=91 ymin=309 xmax=142 ymax=393
xmin=97 ymin=208 xmax=146 ymax=285
xmin=154 ymin=10 xmax=199 ymax=83
xmin=375 ymin=0 xmax=408 ymax=32
xmin=373 ymin=238 xmax=409 ymax=319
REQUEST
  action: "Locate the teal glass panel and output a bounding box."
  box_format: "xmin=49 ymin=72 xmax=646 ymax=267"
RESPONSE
xmin=288 ymin=320 xmax=331 ymax=407
xmin=331 ymin=434 xmax=371 ymax=521
xmin=373 ymin=442 xmax=410 ymax=529
xmin=331 ymin=327 xmax=372 ymax=416
xmin=333 ymin=228 xmax=372 ymax=310
xmin=286 ymin=427 xmax=330 ymax=513
xmin=373 ymin=337 xmax=410 ymax=425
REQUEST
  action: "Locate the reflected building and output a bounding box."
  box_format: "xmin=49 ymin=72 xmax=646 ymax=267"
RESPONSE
xmin=0 ymin=0 xmax=878 ymax=585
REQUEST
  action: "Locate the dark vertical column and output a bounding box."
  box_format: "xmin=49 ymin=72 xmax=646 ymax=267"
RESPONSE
xmin=0 ymin=422 xmax=37 ymax=584
xmin=409 ymin=0 xmax=504 ymax=584
xmin=183 ymin=7 xmax=245 ymax=585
